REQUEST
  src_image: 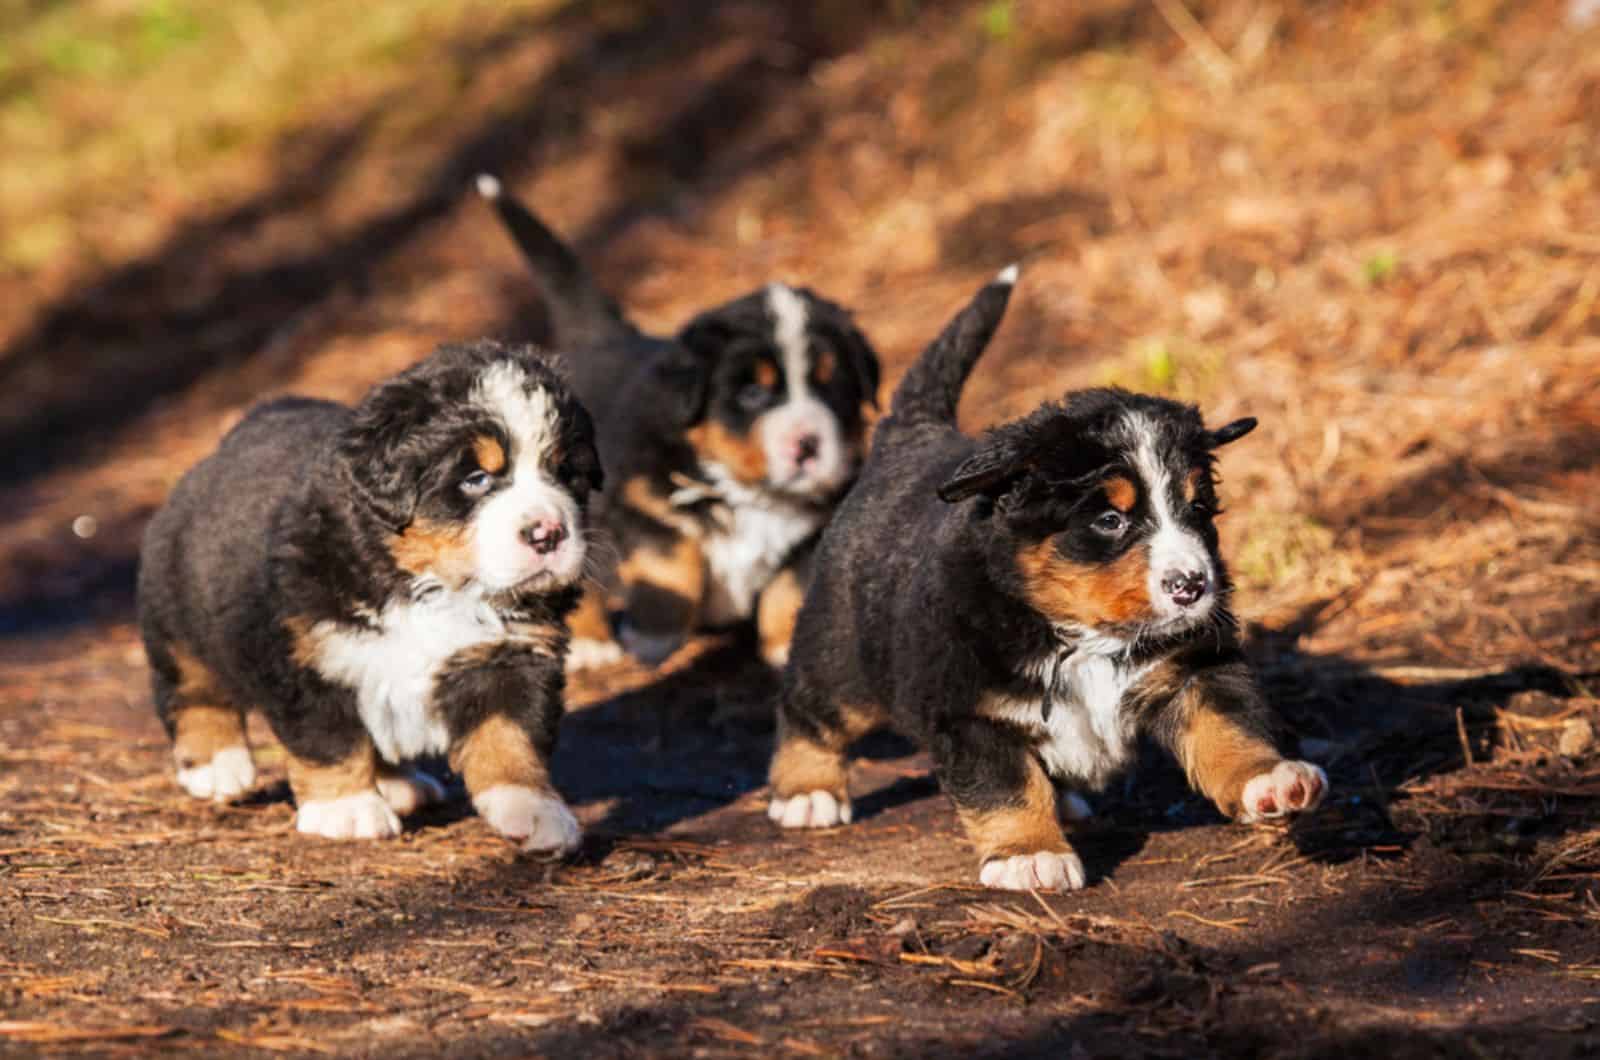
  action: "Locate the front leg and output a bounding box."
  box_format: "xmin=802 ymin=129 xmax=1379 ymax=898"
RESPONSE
xmin=616 ymin=530 xmax=704 ymax=666
xmin=933 ymin=715 xmax=1086 ymax=892
xmin=438 ymin=643 xmax=580 ymax=856
xmin=287 ymin=736 xmax=402 ymax=841
xmin=756 ymin=549 xmax=810 ymax=669
xmin=1152 ymin=662 xmax=1327 ymax=822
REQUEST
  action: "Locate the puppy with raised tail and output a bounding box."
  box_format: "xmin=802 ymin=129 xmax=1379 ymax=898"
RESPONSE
xmin=767 ymin=269 xmax=1327 ymax=891
xmin=138 ymin=340 xmax=601 ymax=854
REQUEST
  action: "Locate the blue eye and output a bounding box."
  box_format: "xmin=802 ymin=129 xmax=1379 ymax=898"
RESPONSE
xmin=738 ymin=383 xmax=771 ymax=411
xmin=1092 ymin=511 xmax=1127 ymax=536
xmin=461 ymin=470 xmax=494 ymax=497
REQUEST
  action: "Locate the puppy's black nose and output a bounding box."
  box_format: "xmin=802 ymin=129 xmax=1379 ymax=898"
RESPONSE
xmin=1162 ymin=569 xmax=1208 ymax=607
xmin=794 ymin=433 xmax=820 ymax=467
xmin=521 ymin=519 xmax=566 ymax=555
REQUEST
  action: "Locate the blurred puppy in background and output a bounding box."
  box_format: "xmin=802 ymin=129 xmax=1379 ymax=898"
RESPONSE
xmin=477 ymin=175 xmax=880 ymax=670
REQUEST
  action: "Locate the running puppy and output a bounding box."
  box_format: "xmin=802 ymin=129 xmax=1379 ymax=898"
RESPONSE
xmin=138 ymin=340 xmax=602 ymax=854
xmin=476 ymin=175 xmax=880 ymax=668
xmin=767 ymin=270 xmax=1327 ymax=891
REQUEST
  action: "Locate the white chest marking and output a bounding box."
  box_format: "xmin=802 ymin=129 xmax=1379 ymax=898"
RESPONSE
xmin=699 ymin=493 xmax=822 ymax=625
xmin=981 ymin=639 xmax=1151 ymax=790
xmin=305 ymin=589 xmax=509 ymax=763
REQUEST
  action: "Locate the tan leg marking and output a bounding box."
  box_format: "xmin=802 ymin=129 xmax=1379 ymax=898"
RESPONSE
xmin=287 ymin=740 xmax=382 ymax=804
xmin=166 ymin=646 xmax=256 ymax=800
xmin=768 ymin=703 xmax=882 ymax=803
xmin=568 ymin=586 xmax=614 ymax=643
xmin=450 ymin=714 xmax=552 ymax=798
xmin=756 ymin=565 xmax=806 ymax=667
xmin=451 ymin=715 xmax=580 ymax=854
xmin=288 ymin=739 xmax=402 ymax=840
xmin=1175 ymin=702 xmax=1282 ymax=820
xmin=618 ymin=535 xmax=704 ymax=635
xmin=173 ymin=705 xmax=247 ymax=769
xmin=956 ymin=756 xmax=1071 ymax=865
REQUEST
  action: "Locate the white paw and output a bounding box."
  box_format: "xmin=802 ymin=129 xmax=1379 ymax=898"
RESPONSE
xmin=760 ymin=641 xmax=791 ymax=669
xmin=767 ymin=790 xmax=852 ymax=829
xmin=376 ymin=768 xmax=446 ymax=816
xmin=565 ymin=637 xmax=624 ymax=672
xmin=295 ymin=791 xmax=402 ymax=840
xmin=1240 ymin=760 xmax=1328 ymax=823
xmin=1061 ymin=792 xmax=1094 ymax=821
xmin=474 ymin=785 xmax=581 ymax=856
xmin=175 ymin=746 xmax=256 ymax=802
xmin=978 ymin=851 xmax=1087 ymax=892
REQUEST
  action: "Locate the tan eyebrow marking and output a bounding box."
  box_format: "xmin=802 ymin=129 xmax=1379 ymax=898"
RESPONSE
xmin=755 ymin=360 xmax=778 ymax=388
xmin=473 ymin=435 xmax=507 ymax=474
xmin=1104 ymin=475 xmax=1137 ymax=512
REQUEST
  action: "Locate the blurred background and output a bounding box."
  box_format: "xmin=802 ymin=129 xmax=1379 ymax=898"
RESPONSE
xmin=0 ymin=2 xmax=1596 ymax=1054
xmin=0 ymin=0 xmax=1594 ymax=654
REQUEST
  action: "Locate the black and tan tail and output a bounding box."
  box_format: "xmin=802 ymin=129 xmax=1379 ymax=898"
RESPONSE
xmin=475 ymin=173 xmax=638 ymax=348
xmin=889 ymin=265 xmax=1018 ymax=425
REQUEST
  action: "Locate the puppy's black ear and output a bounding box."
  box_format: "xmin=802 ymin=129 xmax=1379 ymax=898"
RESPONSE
xmin=338 ymin=378 xmax=437 ymax=529
xmin=814 ymin=304 xmax=882 ymax=409
xmin=569 ymin=407 xmax=605 ymax=495
xmin=1206 ymin=417 xmax=1257 ymax=448
xmin=937 ymin=437 xmax=1028 ymax=503
xmin=663 ymin=317 xmax=724 ymax=427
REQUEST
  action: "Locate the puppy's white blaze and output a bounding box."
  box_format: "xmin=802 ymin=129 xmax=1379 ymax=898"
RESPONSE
xmin=475 ymin=173 xmax=501 ymax=199
xmin=296 ymin=792 xmax=402 ymax=840
xmin=769 ymin=790 xmax=851 ymax=828
xmin=766 ymin=282 xmax=811 ymax=401
xmin=474 ymin=784 xmax=581 ymax=855
xmin=376 ymin=769 xmax=445 ymax=816
xmin=1240 ymin=760 xmax=1328 ymax=823
xmin=979 ymin=851 xmax=1086 ymax=892
xmin=175 ymin=745 xmax=256 ymax=802
xmin=1122 ymin=411 xmax=1215 ymax=625
xmin=470 ymin=363 xmax=585 ymax=590
xmin=306 ymin=590 xmax=517 ymax=762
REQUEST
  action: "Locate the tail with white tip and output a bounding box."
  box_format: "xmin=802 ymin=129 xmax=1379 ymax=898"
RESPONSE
xmin=475 ymin=173 xmax=638 ymax=347
xmin=890 ymin=266 xmax=1018 ymax=425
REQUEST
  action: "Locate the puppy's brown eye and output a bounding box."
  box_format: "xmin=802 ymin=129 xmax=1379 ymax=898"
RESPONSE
xmin=1092 ymin=511 xmax=1127 ymax=536
xmin=461 ymin=470 xmax=494 ymax=497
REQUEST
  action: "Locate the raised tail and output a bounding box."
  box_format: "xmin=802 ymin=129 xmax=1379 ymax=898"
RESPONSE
xmin=889 ymin=265 xmax=1018 ymax=425
xmin=475 ymin=174 xmax=638 ymax=347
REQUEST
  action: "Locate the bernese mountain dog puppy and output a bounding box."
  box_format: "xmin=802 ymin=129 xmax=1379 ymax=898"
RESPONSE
xmin=767 ymin=269 xmax=1328 ymax=891
xmin=137 ymin=340 xmax=602 ymax=854
xmin=475 ymin=175 xmax=880 ymax=669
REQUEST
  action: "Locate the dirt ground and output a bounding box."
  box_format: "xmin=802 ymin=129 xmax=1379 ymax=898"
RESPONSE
xmin=2 ymin=1 xmax=1597 ymax=1056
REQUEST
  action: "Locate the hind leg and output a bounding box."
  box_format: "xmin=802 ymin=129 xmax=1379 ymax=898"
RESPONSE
xmin=148 ymin=639 xmax=257 ymax=802
xmin=768 ymin=677 xmax=882 ymax=829
xmin=375 ymin=761 xmax=447 ymax=816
